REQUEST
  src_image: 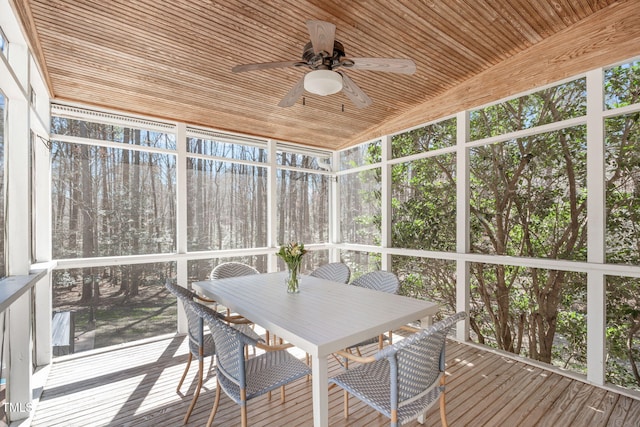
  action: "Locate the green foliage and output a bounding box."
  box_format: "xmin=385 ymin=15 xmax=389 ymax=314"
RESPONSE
xmin=605 ymin=61 xmax=640 ymax=109
xmin=391 ymin=117 xmax=456 ymax=158
xmin=606 ymin=276 xmax=640 ymax=391
xmin=466 ymin=81 xmax=591 ymax=368
xmin=470 ymin=79 xmax=586 ymax=139
xmin=391 ymin=125 xmax=457 ymax=252
xmin=359 ymin=71 xmax=639 ymax=390
xmin=393 ymin=256 xmax=456 ymax=319
xmin=605 ymin=113 xmax=640 ymax=265
xmin=555 ymin=307 xmax=587 ymax=372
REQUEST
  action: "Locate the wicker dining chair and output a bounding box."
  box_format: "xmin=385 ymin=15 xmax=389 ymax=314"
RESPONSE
xmin=347 ymin=270 xmax=401 ymax=354
xmin=165 ymin=279 xmax=217 ymax=424
xmin=329 ymin=311 xmax=467 ymax=427
xmin=190 ymin=299 xmax=312 ymax=427
xmin=165 ymin=279 xmax=260 ymax=424
xmin=310 ymin=262 xmax=351 ymax=284
xmin=209 ymin=261 xmax=262 ymax=349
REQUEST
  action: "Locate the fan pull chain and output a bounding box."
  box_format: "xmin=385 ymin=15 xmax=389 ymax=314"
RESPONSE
xmin=302 ymin=97 xmax=306 ymax=106
xmin=342 ymin=104 xmax=344 ymax=112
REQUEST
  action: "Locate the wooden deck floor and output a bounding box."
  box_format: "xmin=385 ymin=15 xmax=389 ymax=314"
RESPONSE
xmin=31 ymin=334 xmax=640 ymax=427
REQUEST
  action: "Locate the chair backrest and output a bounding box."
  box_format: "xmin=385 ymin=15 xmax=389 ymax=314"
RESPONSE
xmin=209 ymin=262 xmax=259 ymax=280
xmin=165 ymin=278 xmax=197 ymax=301
xmin=376 ymin=312 xmax=466 ymax=407
xmin=165 ymin=279 xmax=204 ymax=354
xmin=190 ymin=299 xmax=258 ymax=390
xmin=350 ymin=270 xmax=399 ymax=294
xmin=310 ymin=262 xmax=351 ymax=284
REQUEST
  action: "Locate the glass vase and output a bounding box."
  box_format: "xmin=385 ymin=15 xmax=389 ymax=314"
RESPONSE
xmin=286 ymin=262 xmax=300 ymax=293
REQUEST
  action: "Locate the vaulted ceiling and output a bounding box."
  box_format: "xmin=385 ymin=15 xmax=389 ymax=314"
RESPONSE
xmin=11 ymin=0 xmax=640 ymax=150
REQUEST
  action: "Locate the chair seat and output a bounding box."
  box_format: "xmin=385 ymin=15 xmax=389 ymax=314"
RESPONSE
xmin=330 ymin=359 xmax=444 ymax=425
xmin=217 ymin=350 xmax=311 ymax=403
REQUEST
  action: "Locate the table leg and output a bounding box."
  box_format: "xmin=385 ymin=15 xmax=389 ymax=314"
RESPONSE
xmin=311 ymin=354 xmax=329 ymax=427
xmin=420 ymin=315 xmax=433 ymax=328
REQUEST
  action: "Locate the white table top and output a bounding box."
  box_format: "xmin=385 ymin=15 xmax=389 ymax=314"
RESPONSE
xmin=193 ymin=271 xmax=440 ymax=357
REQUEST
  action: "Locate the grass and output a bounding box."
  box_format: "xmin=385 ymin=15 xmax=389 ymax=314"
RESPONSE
xmin=55 ymin=281 xmax=178 ymax=352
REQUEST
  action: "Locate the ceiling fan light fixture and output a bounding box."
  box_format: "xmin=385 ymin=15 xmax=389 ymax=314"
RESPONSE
xmin=304 ymin=70 xmax=342 ymax=96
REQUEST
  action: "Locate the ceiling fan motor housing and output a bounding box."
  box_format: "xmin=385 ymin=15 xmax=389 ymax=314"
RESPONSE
xmin=302 ymin=40 xmax=349 ymax=70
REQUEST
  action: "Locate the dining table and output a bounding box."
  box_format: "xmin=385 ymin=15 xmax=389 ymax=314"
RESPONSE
xmin=192 ymin=271 xmax=440 ymax=427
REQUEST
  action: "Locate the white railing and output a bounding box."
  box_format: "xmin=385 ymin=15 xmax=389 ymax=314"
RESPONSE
xmin=0 ymin=268 xmax=52 ymax=422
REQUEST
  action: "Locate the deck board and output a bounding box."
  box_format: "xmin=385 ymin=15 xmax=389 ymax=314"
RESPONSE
xmin=30 ymin=335 xmax=640 ymax=427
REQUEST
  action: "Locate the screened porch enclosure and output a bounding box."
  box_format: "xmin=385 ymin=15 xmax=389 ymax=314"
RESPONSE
xmin=46 ymin=59 xmax=640 ymax=397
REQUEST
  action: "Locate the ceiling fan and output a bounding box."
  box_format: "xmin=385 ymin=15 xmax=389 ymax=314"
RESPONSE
xmin=231 ymin=20 xmax=416 ymax=109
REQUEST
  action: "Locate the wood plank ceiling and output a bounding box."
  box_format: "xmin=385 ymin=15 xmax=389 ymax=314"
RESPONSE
xmin=11 ymin=0 xmax=637 ymax=150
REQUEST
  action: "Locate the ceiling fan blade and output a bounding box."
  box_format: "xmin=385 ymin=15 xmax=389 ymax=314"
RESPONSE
xmin=232 ymin=60 xmax=301 ymax=73
xmin=349 ymin=57 xmax=417 ymax=75
xmin=306 ymin=20 xmax=336 ymax=55
xmin=338 ymin=71 xmax=372 ymax=109
xmin=278 ymin=76 xmax=305 ymax=107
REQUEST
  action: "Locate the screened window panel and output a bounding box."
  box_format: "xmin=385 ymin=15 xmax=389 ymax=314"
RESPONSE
xmin=340 ymin=250 xmax=380 ymax=281
xmin=187 ymin=137 xmax=266 ymax=162
xmin=277 ymin=150 xmax=330 ymax=171
xmin=605 ymin=276 xmax=640 ymax=392
xmin=391 ymin=117 xmax=456 ymax=158
xmin=391 ymin=154 xmax=456 ymax=251
xmin=52 ymin=262 xmax=177 ymax=354
xmin=604 ymin=60 xmax=640 ymax=110
xmin=0 ymin=28 xmax=7 ymax=58
xmin=51 ymin=141 xmax=176 ymax=258
xmin=340 ymin=169 xmax=381 ymax=246
xmin=276 ymin=169 xmax=329 ymax=245
xmin=470 ymin=263 xmax=588 ymax=376
xmin=469 ymin=126 xmax=587 ymax=261
xmin=0 ymin=92 xmax=4 ymax=277
xmin=391 ymin=255 xmax=456 ymax=320
xmin=52 ymin=117 xmax=176 ymax=150
xmin=187 ymin=158 xmax=267 ymax=251
xmin=339 ymin=139 xmax=381 ymax=170
xmin=605 ymin=116 xmax=640 ymax=266
xmin=470 ymin=78 xmax=586 ymax=139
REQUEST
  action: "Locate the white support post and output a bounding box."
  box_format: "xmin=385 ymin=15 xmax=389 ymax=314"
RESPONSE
xmin=175 ymin=122 xmax=188 ymax=334
xmin=380 ymin=135 xmax=392 ymax=270
xmin=6 ymin=86 xmax=33 ymax=420
xmin=456 ymin=111 xmax=471 ymax=341
xmin=8 ymin=293 xmax=33 ymax=420
xmin=176 ymin=123 xmax=188 ymax=257
xmin=6 ymin=84 xmax=30 ymax=276
xmin=330 ymin=151 xmax=340 ymax=262
xmin=586 ymin=69 xmax=606 ymax=385
xmin=267 ymin=140 xmax=278 ymax=272
xmin=30 ymin=52 xmax=54 ymax=367
xmin=28 ymin=43 xmax=52 ymax=261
